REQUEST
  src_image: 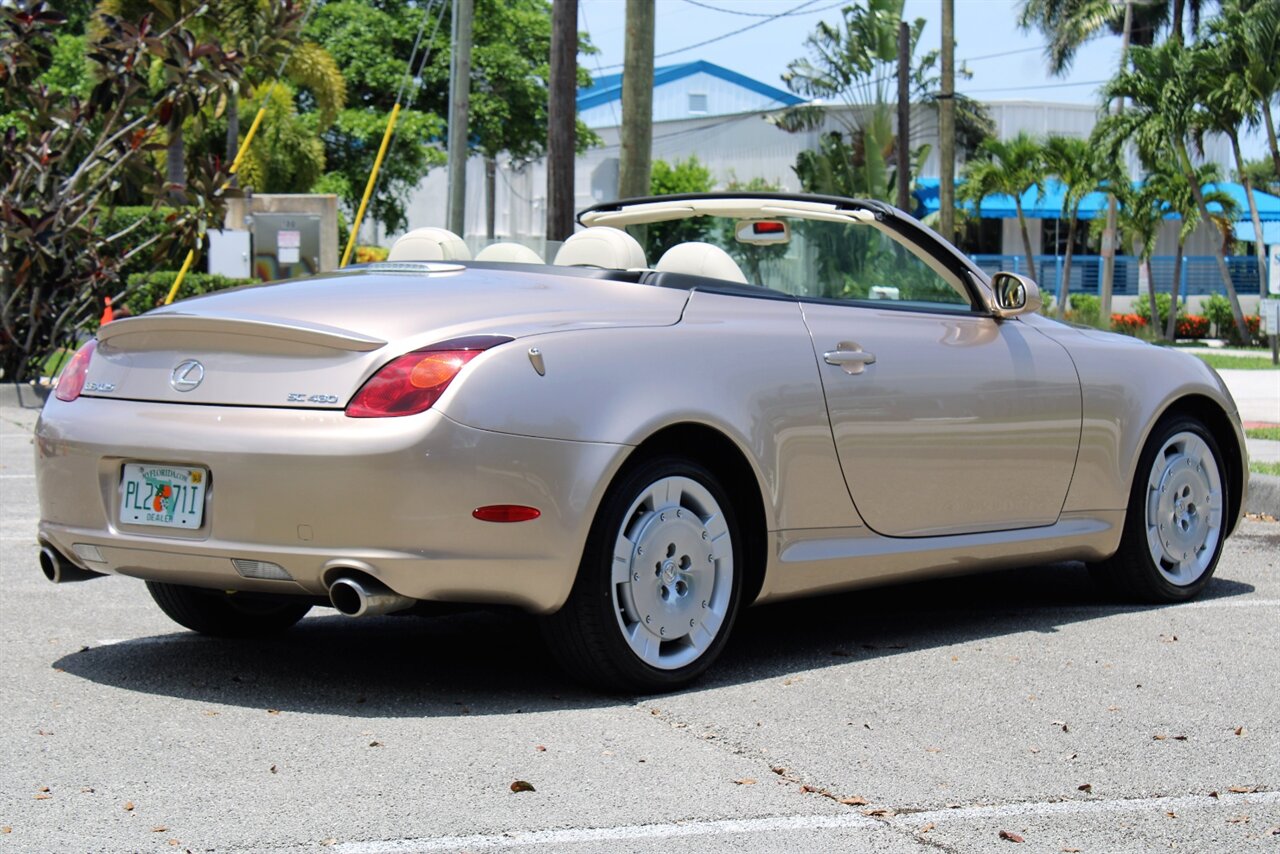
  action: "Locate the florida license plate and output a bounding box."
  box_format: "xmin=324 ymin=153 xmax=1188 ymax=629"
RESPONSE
xmin=120 ymin=463 xmax=207 ymax=529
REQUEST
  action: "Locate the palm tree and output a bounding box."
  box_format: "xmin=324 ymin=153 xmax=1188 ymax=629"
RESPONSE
xmin=1017 ymin=0 xmax=1207 ymax=72
xmin=1205 ymin=0 xmax=1280 ymax=194
xmin=959 ymin=132 xmax=1046 ymax=275
xmin=1192 ymin=23 xmax=1269 ymax=296
xmin=1145 ymin=162 xmax=1239 ymax=341
xmin=218 ymin=0 xmax=346 ymax=167
xmin=1042 ymin=135 xmax=1106 ymax=318
xmin=1095 ymin=41 xmax=1250 ymax=342
xmin=1108 ymin=178 xmax=1165 ymax=327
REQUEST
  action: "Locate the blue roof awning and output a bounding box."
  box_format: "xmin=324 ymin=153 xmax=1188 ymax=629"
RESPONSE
xmin=914 ymin=178 xmax=1280 ymax=229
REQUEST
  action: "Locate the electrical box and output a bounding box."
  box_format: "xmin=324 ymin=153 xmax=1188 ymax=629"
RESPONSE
xmin=248 ymin=213 xmax=321 ymax=281
xmin=207 ymin=229 xmax=252 ymax=279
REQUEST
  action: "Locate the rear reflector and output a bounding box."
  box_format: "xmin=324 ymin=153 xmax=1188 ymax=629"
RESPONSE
xmin=472 ymin=505 xmax=542 ymax=523
xmin=231 ymin=558 xmax=293 ymax=580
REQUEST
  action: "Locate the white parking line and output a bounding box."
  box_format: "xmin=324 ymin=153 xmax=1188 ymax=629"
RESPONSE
xmin=330 ymin=791 xmax=1279 ymax=852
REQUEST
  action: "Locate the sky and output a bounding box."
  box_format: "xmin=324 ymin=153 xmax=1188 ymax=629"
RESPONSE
xmin=577 ymin=0 xmax=1268 ymax=163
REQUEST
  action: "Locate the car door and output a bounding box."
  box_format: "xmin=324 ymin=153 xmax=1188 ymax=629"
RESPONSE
xmin=799 ymin=221 xmax=1081 ymax=538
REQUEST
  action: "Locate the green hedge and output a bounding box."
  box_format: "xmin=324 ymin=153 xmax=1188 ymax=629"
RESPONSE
xmin=123 ymin=271 xmax=259 ymax=316
xmin=100 ymin=206 xmax=194 ymax=283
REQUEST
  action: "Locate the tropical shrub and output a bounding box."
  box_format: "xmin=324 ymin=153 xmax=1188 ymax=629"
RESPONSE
xmin=1133 ymin=293 xmax=1186 ymax=330
xmin=1111 ymin=313 xmax=1148 ymax=336
xmin=122 ymin=272 xmax=259 ymax=318
xmin=1224 ymin=315 xmax=1264 ymax=347
xmin=1067 ymin=293 xmax=1100 ymax=327
xmin=1202 ymin=294 xmax=1235 ymax=337
xmin=1176 ymin=315 xmax=1210 ymax=339
xmin=354 ymin=245 xmax=389 ymax=263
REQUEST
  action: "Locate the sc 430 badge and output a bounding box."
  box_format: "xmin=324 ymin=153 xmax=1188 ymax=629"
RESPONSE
xmin=287 ymin=393 xmax=340 ymax=404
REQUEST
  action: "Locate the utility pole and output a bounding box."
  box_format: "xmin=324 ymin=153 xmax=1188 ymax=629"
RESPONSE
xmin=446 ymin=0 xmax=475 ymax=237
xmin=896 ymin=21 xmax=911 ymax=213
xmin=617 ymin=0 xmax=655 ymax=200
xmin=546 ymin=0 xmax=578 ymax=242
xmin=938 ymin=0 xmax=955 ymax=242
xmin=1099 ymin=0 xmax=1134 ymax=324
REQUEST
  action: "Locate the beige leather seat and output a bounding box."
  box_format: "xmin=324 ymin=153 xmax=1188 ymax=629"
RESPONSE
xmin=474 ymin=242 xmax=543 ymax=264
xmin=655 ymin=242 xmax=748 ymax=284
xmin=387 ymin=227 xmax=471 ymax=262
xmin=552 ymin=227 xmax=647 ymax=270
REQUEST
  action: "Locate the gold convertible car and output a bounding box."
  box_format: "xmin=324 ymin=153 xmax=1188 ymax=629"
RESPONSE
xmin=35 ymin=193 xmax=1248 ymax=692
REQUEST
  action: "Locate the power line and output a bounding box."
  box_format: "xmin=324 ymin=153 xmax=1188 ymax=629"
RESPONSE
xmin=579 ymin=2 xmax=621 ymax=128
xmin=959 ymin=78 xmax=1107 ymax=94
xmin=681 ymin=0 xmax=846 ymax=17
xmin=595 ymin=0 xmax=837 ymax=70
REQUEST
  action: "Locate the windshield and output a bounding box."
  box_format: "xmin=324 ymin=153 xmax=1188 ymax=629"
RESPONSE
xmin=626 ymin=214 xmax=972 ymax=310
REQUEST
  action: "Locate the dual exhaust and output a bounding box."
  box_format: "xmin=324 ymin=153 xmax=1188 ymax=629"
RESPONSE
xmin=39 ymin=545 xmax=412 ymax=618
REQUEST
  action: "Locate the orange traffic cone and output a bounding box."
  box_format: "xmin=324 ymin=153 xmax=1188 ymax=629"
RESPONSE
xmin=100 ymin=296 xmax=114 ymax=325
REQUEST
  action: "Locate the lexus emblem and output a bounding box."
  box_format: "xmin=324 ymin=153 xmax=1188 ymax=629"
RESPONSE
xmin=170 ymin=359 xmax=205 ymax=392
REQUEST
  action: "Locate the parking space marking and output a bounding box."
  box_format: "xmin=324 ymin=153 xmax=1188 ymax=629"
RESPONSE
xmin=329 ymin=791 xmax=1280 ymax=852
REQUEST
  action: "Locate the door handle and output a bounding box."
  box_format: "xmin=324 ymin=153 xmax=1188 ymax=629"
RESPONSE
xmin=823 ymin=348 xmax=876 ymax=374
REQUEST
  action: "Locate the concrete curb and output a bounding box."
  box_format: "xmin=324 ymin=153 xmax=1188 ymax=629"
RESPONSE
xmin=1246 ymin=473 xmax=1280 ymax=517
xmin=1 ymin=383 xmax=49 ymax=410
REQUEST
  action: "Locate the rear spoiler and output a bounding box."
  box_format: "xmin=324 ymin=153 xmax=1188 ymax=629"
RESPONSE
xmin=97 ymin=313 xmax=387 ymax=353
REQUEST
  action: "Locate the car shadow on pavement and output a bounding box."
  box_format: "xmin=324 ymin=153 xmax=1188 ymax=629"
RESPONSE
xmin=52 ymin=561 xmax=1255 ymax=716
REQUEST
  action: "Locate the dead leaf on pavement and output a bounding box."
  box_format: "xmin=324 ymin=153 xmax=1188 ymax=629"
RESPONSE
xmin=1267 ymin=826 xmax=1279 ymax=835
xmin=1209 ymin=791 xmax=1219 ymax=798
xmin=771 ymin=766 xmax=788 ymax=776
xmin=151 ymin=826 xmax=167 ymax=833
xmin=1228 ymin=785 xmax=1258 ymax=793
xmin=1062 ymin=848 xmax=1081 ymax=853
xmin=123 ymin=801 xmax=134 ymax=811
xmin=1234 ymin=726 xmax=1246 ymax=736
xmin=800 ymin=784 xmax=819 ymax=793
xmin=80 ymin=787 xmax=94 ymax=793
xmin=926 ymin=746 xmax=942 ymax=753
xmin=863 ymin=808 xmax=895 ymax=818
xmin=368 ymin=741 xmax=383 ymax=747
xmin=733 ymin=778 xmax=756 ymax=786
xmin=320 ymin=838 xmax=337 ymax=846
xmin=266 ymin=709 xmax=280 ymax=716
xmin=535 ymin=745 xmax=546 ymax=752
xmin=1160 ymin=634 xmax=1178 ymax=642
xmin=37 ymin=786 xmax=49 ymax=793
xmin=270 ymin=765 xmax=277 ymax=774
xmin=999 ymin=829 xmax=1025 ymax=842
xmin=510 ymin=780 xmax=536 ymax=793
xmin=839 ymin=796 xmax=869 ymax=806
xmin=919 ymin=822 xmax=936 ymax=834
xmin=1227 ymin=815 xmax=1250 ymax=824
xmin=1 ymin=827 xmax=10 ymax=833
xmin=1166 ymin=811 xmax=1177 ymax=818
xmin=33 ymin=794 xmax=51 ymax=801
xmin=1078 ymin=783 xmax=1092 ymax=792
xmin=1173 ymin=735 xmax=1188 ymax=741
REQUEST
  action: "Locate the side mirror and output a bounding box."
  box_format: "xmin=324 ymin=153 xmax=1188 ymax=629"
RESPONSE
xmin=989 ymin=272 xmax=1042 ymax=318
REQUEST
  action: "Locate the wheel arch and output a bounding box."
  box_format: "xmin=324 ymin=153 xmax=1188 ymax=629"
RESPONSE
xmin=620 ymin=422 xmax=771 ymax=608
xmin=1150 ymin=394 xmax=1246 ymax=537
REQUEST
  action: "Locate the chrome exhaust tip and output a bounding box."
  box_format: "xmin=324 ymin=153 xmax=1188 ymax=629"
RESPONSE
xmin=328 ymin=575 xmax=415 ymax=618
xmin=40 ymin=546 xmax=105 ymax=583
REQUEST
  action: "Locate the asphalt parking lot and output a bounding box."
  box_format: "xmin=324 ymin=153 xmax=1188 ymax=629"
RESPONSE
xmin=1 ymin=395 xmax=1277 ymax=853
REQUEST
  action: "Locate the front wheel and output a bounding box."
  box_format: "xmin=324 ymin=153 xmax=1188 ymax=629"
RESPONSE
xmin=147 ymin=581 xmax=312 ymax=637
xmin=1089 ymin=416 xmax=1228 ymax=602
xmin=543 ymin=455 xmax=743 ymax=693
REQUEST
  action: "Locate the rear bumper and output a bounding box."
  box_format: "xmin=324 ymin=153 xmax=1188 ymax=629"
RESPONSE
xmin=35 ymin=397 xmax=627 ymax=613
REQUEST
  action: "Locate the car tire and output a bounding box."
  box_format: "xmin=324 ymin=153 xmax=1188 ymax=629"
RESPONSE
xmin=1089 ymin=415 xmax=1229 ymax=603
xmin=146 ymin=581 xmax=311 ymax=637
xmin=543 ymin=454 xmax=744 ymax=693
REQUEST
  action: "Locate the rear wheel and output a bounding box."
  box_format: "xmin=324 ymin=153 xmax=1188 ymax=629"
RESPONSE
xmin=543 ymin=455 xmax=743 ymax=693
xmin=146 ymin=581 xmax=311 ymax=637
xmin=1089 ymin=416 xmax=1228 ymax=602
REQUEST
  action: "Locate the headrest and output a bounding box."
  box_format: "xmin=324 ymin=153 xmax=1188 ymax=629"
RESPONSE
xmin=474 ymin=242 xmax=544 ymax=264
xmin=655 ymin=242 xmax=748 ymax=284
xmin=552 ymin=227 xmax=647 ymax=270
xmin=387 ymin=227 xmax=471 ymax=262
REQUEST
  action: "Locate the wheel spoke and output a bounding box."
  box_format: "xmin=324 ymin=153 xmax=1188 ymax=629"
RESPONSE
xmin=612 ymin=535 xmax=635 ymax=584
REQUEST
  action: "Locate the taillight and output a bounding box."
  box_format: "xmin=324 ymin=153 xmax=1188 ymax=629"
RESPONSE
xmin=347 ymin=336 xmax=511 ymax=418
xmin=54 ymin=339 xmax=97 ymax=402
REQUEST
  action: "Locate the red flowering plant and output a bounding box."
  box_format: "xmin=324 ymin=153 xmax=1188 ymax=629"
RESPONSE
xmin=1176 ymin=315 xmax=1210 ymax=339
xmin=1111 ymin=313 xmax=1148 ymax=336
